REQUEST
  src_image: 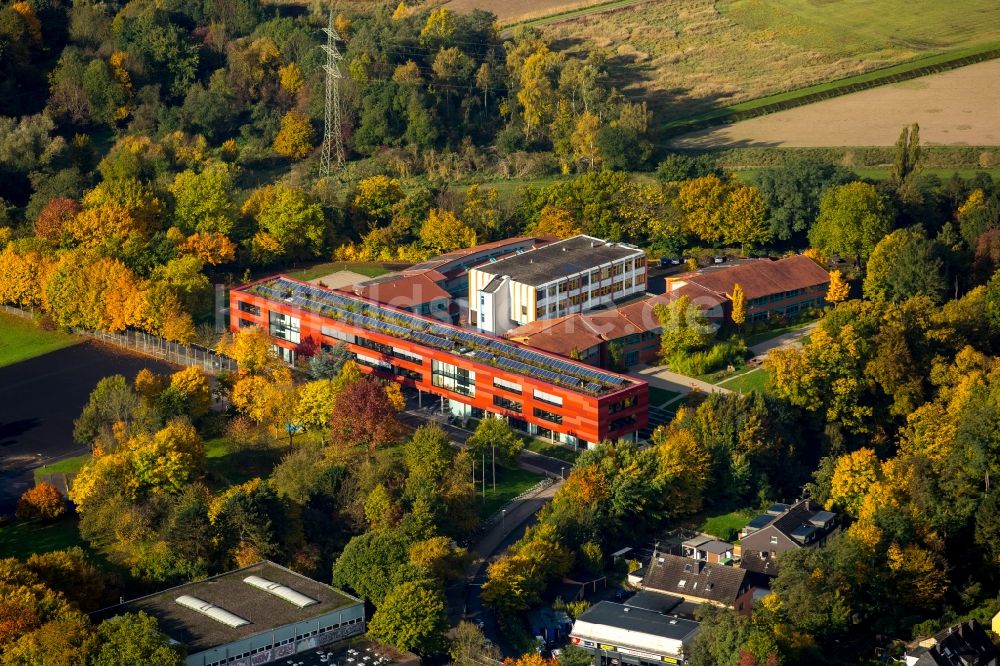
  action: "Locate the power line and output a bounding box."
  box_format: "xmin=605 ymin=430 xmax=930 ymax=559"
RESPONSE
xmin=319 ymin=9 xmax=345 ymax=176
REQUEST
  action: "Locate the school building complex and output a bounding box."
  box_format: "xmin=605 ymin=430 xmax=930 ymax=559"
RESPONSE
xmin=230 ymin=275 xmax=648 ymax=448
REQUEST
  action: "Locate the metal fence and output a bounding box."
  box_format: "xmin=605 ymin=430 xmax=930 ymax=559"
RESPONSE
xmin=482 ymin=477 xmax=554 ymax=528
xmin=76 ymin=328 xmax=238 ymax=374
xmin=0 ymin=304 xmax=33 ymax=320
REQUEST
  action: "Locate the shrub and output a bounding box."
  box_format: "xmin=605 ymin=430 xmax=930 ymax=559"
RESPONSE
xmin=15 ymin=482 xmax=66 ymax=522
xmin=669 ymin=340 xmax=748 ymax=376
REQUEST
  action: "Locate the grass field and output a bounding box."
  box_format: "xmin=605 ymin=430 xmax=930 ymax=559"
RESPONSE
xmin=525 ymin=437 xmax=581 ymax=463
xmin=538 ymin=0 xmax=1000 ymax=121
xmin=0 ymin=517 xmax=89 ymax=560
xmin=648 ymin=386 xmax=681 ymax=407
xmin=694 ymin=507 xmax=755 ymax=541
xmin=286 ymin=262 xmax=392 ymax=282
xmin=476 ymin=463 xmax=545 ymax=518
xmin=0 ymin=313 xmax=78 ymax=368
xmin=721 ymin=367 xmax=771 ymax=394
xmin=34 ymin=453 xmax=91 ymax=483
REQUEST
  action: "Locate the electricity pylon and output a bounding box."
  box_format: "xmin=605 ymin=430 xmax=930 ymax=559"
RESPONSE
xmin=319 ymin=10 xmax=345 ymax=176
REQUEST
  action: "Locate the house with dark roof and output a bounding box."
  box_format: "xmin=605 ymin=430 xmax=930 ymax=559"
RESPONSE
xmin=636 ymin=553 xmax=757 ymax=616
xmin=95 ymin=561 xmax=365 ymax=666
xmin=681 ymin=536 xmax=735 ymax=564
xmin=902 ymin=620 xmax=998 ymax=666
xmin=738 ymin=500 xmax=838 ymax=579
xmin=666 ymin=254 xmax=830 ymax=323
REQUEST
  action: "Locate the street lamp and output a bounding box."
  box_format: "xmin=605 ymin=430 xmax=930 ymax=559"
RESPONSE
xmin=502 ymin=508 xmax=506 ymax=533
xmin=560 ymin=466 xmax=565 ymax=480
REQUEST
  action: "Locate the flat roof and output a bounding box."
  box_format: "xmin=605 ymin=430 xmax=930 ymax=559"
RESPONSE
xmin=625 ymin=591 xmax=683 ymax=614
xmin=474 ymin=235 xmax=643 ymax=287
xmin=238 ymin=276 xmax=640 ymax=397
xmin=575 ymin=601 xmax=699 ymax=641
xmin=101 ymin=561 xmax=360 ymax=653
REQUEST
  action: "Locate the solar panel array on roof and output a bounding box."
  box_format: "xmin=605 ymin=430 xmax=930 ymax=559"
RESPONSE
xmin=248 ymin=277 xmax=634 ymax=395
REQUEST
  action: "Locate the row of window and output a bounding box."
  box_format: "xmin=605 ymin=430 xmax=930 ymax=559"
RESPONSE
xmin=203 ymin=618 xmax=363 ymax=666
xmin=609 ymin=395 xmax=637 ymax=414
xmin=431 ymin=360 xmax=476 ymax=397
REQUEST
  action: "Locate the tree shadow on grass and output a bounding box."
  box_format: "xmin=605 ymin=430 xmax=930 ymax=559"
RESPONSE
xmin=205 ymin=447 xmax=284 ymax=489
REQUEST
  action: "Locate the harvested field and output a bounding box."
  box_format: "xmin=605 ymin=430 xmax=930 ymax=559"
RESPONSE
xmin=671 ymin=59 xmax=1000 ymax=148
xmin=442 ymin=0 xmax=614 ymax=23
xmin=534 ymin=0 xmax=1000 ymax=119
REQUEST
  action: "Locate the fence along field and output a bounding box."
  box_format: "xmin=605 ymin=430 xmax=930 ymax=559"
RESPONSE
xmin=528 ymin=0 xmax=1000 ymax=121
xmin=670 ymin=59 xmax=1000 ymax=148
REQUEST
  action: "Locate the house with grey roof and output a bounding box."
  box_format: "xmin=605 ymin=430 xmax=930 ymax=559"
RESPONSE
xmin=569 ymin=600 xmax=699 ymax=665
xmin=635 ymin=553 xmax=757 ymax=616
xmin=738 ymin=499 xmax=838 ymax=580
xmin=902 ymin=620 xmax=998 ymax=666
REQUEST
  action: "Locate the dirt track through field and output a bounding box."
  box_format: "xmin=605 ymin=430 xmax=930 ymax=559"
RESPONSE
xmin=670 ymin=59 xmax=1000 ymax=148
xmin=442 ymin=0 xmax=612 ymax=22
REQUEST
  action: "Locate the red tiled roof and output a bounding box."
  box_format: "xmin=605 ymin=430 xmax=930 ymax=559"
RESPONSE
xmin=346 ymin=273 xmax=450 ymax=307
xmin=506 ymin=289 xmax=726 ymax=359
xmin=669 ymin=255 xmax=829 ymax=301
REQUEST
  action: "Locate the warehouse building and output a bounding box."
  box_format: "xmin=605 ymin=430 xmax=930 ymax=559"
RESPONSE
xmin=468 ymin=235 xmax=648 ymax=335
xmin=101 ymin=561 xmax=365 ymax=666
xmin=231 ymin=276 xmax=648 ymax=447
xmin=569 ymin=600 xmax=699 ymax=666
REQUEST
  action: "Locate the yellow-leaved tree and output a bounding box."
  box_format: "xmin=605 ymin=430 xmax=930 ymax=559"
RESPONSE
xmin=826 ymin=447 xmax=882 ymax=517
xmin=273 ymin=111 xmax=316 ymax=159
xmin=532 ymin=206 xmax=581 ymax=239
xmin=826 ymin=269 xmax=850 ymax=303
xmin=731 ymin=282 xmax=746 ymax=327
xmin=419 ymin=209 xmax=476 ymax=254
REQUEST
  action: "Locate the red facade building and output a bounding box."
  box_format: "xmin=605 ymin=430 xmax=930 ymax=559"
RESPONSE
xmin=230 ymin=276 xmax=648 ymax=448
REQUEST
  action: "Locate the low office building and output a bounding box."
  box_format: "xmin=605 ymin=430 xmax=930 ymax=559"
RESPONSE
xmin=99 ymin=561 xmax=365 ymax=666
xmin=345 ymin=236 xmax=552 ymax=324
xmin=665 ymin=255 xmax=830 ymax=323
xmin=569 ymin=600 xmax=699 ymax=666
xmin=468 ymin=235 xmax=648 ymax=335
xmin=231 ymin=276 xmax=648 ymax=447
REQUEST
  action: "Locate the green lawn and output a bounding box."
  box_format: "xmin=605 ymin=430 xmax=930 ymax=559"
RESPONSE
xmin=525 ymin=438 xmax=581 ymax=464
xmin=722 ymin=367 xmax=772 ymax=394
xmin=476 ymin=464 xmax=545 ymax=519
xmin=648 ymin=386 xmax=682 ymax=407
xmin=694 ymin=508 xmax=756 ymax=542
xmin=0 ymin=313 xmax=78 ymax=368
xmin=34 ymin=453 xmax=91 ymax=483
xmin=204 ymin=437 xmax=284 ymax=489
xmin=286 ymin=261 xmax=392 ymax=281
xmin=0 ymin=517 xmax=89 ymax=560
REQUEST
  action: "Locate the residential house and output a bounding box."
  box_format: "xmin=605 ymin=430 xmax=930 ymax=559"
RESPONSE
xmin=681 ymin=536 xmax=735 ymax=564
xmin=635 ymin=553 xmax=756 ymax=616
xmin=902 ymin=620 xmax=998 ymax=666
xmin=738 ymin=500 xmax=838 ymax=580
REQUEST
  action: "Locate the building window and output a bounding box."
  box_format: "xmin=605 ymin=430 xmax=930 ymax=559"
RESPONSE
xmin=521 ymin=305 xmax=527 ymax=316
xmin=493 ymin=395 xmax=522 ymax=413
xmin=321 ymin=326 xmax=354 ymax=344
xmin=494 ymin=377 xmax=522 ymax=394
xmin=238 ymin=301 xmax=261 ymax=316
xmin=533 ymin=389 xmax=563 ymax=407
xmin=533 ymin=407 xmax=562 ymax=425
xmin=770 ymin=535 xmax=778 ymax=544
xmin=609 ymin=415 xmax=636 ymax=431
xmin=432 ymin=360 xmax=475 ymax=397
xmin=536 ymin=307 xmax=545 ymax=318
xmin=268 ymin=311 xmax=300 ymax=344
xmin=238 ymin=317 xmax=255 ymax=328
xmin=548 ymin=286 xmax=557 ymax=297
xmin=391 ymin=347 xmax=423 ymax=365
xmin=609 ymin=396 xmax=637 ymax=413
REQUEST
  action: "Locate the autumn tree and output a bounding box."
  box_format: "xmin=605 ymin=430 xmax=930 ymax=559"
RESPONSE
xmin=532 ymin=206 xmax=580 ymax=239
xmin=168 ymin=161 xmax=237 ymax=235
xmin=518 ymin=45 xmax=560 ymax=138
xmin=731 ymin=283 xmax=746 ymax=327
xmin=654 ymin=295 xmax=713 ymax=356
xmin=273 ymin=111 xmax=316 ymax=160
xmin=351 ymin=175 xmax=404 ymax=228
xmin=809 ymin=182 xmax=892 ymax=263
xmin=826 ymin=448 xmax=882 ymax=517
xmin=826 ymin=269 xmax=850 ymax=303
xmin=15 ymin=483 xmax=66 ymax=522
xmin=368 ymin=580 xmax=448 ymax=655
xmin=34 ymin=197 xmax=80 ymax=242
xmin=653 ymin=427 xmax=711 ymax=515
xmin=25 ymin=548 xmax=108 ymax=612
xmin=419 ymin=209 xmax=476 ymax=254
xmin=91 ymin=612 xmax=184 ymax=666
xmin=43 ymin=250 xmax=148 ymax=333
xmin=863 ymin=227 xmax=945 ymax=303
xmin=328 ymin=377 xmax=404 ymax=452
xmin=723 ymin=184 xmax=770 ymax=252
xmin=677 ymin=174 xmax=728 ymax=244
xmin=242 ymin=184 xmax=326 ymax=262
xmin=570 ymin=112 xmax=600 ymax=171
